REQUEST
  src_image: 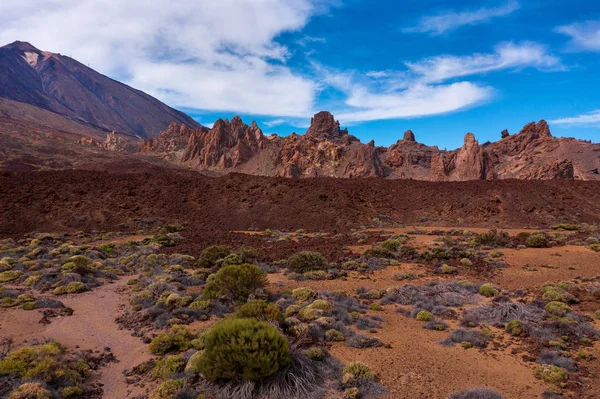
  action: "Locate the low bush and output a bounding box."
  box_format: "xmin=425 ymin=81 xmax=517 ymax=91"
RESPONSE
xmin=236 ymin=300 xmax=283 ymax=324
xmin=196 ymin=318 xmax=290 ymax=381
xmin=60 ymin=255 xmax=95 ymax=274
xmin=149 ymin=325 xmax=202 ymax=355
xmin=197 ymin=245 xmax=232 ymax=268
xmin=8 ymin=383 xmax=52 ymax=399
xmin=443 ymin=329 xmax=490 ymax=348
xmin=417 ymin=311 xmax=433 ymax=322
xmin=292 ymin=287 xmax=316 ymax=303
xmin=479 ymin=284 xmax=498 ymax=298
xmin=346 ymin=334 xmax=383 ymax=349
xmin=526 ymin=233 xmax=549 ymax=248
xmin=505 ymin=320 xmax=523 ymax=336
xmin=449 ymin=388 xmax=504 ymax=399
xmin=545 ymin=301 xmax=571 ymax=314
xmin=0 ymin=341 xmax=90 ymax=388
xmin=342 ymin=361 xmax=375 ymax=386
xmin=534 ymin=364 xmax=568 ymax=383
xmin=0 ymin=270 xmax=22 ymax=282
xmin=150 ymin=379 xmax=185 ymax=399
xmin=203 ymin=263 xmax=268 ymax=303
xmin=53 ymin=282 xmax=85 ymax=295
xmin=153 ymin=355 xmax=185 ymax=379
xmin=287 ymin=251 xmax=327 ymax=273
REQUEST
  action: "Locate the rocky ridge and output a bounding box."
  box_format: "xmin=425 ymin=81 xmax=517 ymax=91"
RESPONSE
xmin=140 ymin=111 xmax=600 ymax=181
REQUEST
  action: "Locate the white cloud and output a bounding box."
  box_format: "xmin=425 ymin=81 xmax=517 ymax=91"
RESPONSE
xmin=550 ymin=110 xmax=600 ymax=126
xmin=0 ymin=0 xmax=326 ymax=117
xmin=317 ymin=41 xmax=559 ymax=123
xmin=336 ymin=82 xmax=493 ymax=123
xmin=405 ymin=1 xmax=520 ymax=35
xmin=406 ymin=41 xmax=562 ymax=83
xmin=556 ymin=21 xmax=600 ymax=52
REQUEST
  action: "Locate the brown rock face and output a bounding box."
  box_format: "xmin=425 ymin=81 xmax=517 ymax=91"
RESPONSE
xmin=141 ymin=113 xmax=600 ymax=181
xmin=181 ymin=116 xmax=266 ymax=168
xmin=403 ymin=130 xmax=416 ymax=142
xmin=429 ymin=133 xmax=487 ymax=181
xmin=305 ymin=111 xmax=350 ymax=141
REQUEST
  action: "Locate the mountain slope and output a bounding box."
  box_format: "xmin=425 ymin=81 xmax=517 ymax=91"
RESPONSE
xmin=141 ymin=111 xmax=600 ymax=181
xmin=0 ymin=41 xmax=200 ymax=139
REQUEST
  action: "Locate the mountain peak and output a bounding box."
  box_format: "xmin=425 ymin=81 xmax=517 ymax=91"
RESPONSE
xmin=2 ymin=41 xmax=41 ymax=53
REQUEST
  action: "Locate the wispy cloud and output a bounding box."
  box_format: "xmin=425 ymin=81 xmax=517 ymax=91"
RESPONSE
xmin=0 ymin=0 xmax=330 ymax=117
xmin=405 ymin=1 xmax=520 ymax=35
xmin=297 ymin=36 xmax=326 ymax=46
xmin=319 ymin=41 xmax=561 ymax=123
xmin=406 ymin=41 xmax=563 ymax=83
xmin=550 ymin=110 xmax=600 ymax=126
xmin=556 ymin=20 xmax=600 ymax=52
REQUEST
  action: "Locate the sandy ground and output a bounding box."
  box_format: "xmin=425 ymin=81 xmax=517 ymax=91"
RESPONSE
xmin=0 ymin=277 xmax=152 ymax=399
xmin=1 ymin=227 xmax=599 ymax=399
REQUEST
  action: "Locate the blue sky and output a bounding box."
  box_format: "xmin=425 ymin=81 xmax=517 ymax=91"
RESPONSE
xmin=1 ymin=0 xmax=600 ymax=148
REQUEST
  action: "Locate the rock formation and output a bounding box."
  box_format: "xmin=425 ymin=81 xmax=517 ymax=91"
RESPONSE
xmin=140 ymin=112 xmax=600 ymax=181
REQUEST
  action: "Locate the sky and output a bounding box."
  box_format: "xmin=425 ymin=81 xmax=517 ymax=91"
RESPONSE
xmin=1 ymin=0 xmax=600 ymax=149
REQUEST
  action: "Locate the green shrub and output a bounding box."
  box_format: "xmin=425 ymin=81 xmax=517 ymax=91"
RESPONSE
xmin=380 ymin=239 xmax=401 ymax=252
xmin=184 ymin=351 xmax=204 ymax=374
xmin=305 ymin=347 xmax=324 ymax=360
xmin=1 ymin=297 xmax=17 ymax=307
xmin=0 ymin=341 xmax=89 ymax=384
xmin=325 ymin=329 xmax=345 ymax=342
xmin=61 ymin=256 xmax=94 ymax=274
xmin=153 ymin=355 xmax=185 ymax=379
xmin=292 ymin=287 xmax=315 ymax=302
xmin=203 ymin=264 xmax=267 ymax=303
xmin=304 ymin=270 xmax=328 ymax=280
xmin=53 ymin=282 xmax=85 ymax=295
xmin=342 ymin=362 xmax=375 ymax=385
xmin=343 ymin=387 xmax=360 ymax=399
xmin=363 ymin=246 xmax=393 ymax=259
xmin=505 ymin=320 xmax=523 ymax=336
xmin=526 ymin=233 xmax=549 ymax=248
xmin=149 ymin=325 xmax=201 ymax=355
xmin=479 ymin=284 xmax=499 ymax=297
xmin=9 ymin=383 xmax=52 ymax=399
xmin=149 ymin=379 xmax=185 ymax=399
xmin=440 ymin=264 xmax=457 ymax=274
xmin=196 ymin=318 xmax=290 ymax=381
xmin=188 ymin=300 xmax=210 ymax=310
xmin=459 ymin=258 xmax=473 ymax=267
xmin=534 ymin=365 xmax=567 ymax=383
xmin=541 ymin=285 xmax=577 ymax=304
xmin=370 ymin=303 xmax=383 ymax=311
xmin=24 ymin=275 xmax=42 ymax=286
xmin=545 ymin=301 xmax=571 ymax=314
xmin=197 ymin=245 xmax=232 ymax=268
xmin=0 ymin=270 xmax=22 ymax=282
xmin=590 ymin=244 xmax=600 ymax=252
xmin=287 ymin=251 xmax=327 ymax=273
xmin=60 ymin=386 xmax=84 ymax=398
xmin=416 ymin=311 xmax=433 ymax=322
xmin=551 ymin=224 xmax=579 ymax=231
xmin=236 ymin=300 xmax=283 ymax=324
xmin=22 ymin=302 xmax=36 ymax=311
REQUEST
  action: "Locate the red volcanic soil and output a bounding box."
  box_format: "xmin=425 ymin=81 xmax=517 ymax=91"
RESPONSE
xmin=1 ymin=170 xmax=600 ymax=260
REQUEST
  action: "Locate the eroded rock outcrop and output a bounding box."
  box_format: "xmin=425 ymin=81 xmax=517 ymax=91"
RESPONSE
xmin=140 ymin=113 xmax=600 ymax=181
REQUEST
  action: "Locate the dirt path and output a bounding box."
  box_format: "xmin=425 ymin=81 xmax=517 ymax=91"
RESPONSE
xmin=0 ymin=277 xmax=151 ymax=399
